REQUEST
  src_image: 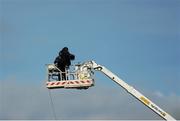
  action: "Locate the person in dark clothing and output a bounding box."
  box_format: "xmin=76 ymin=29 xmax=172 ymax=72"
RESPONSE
xmin=54 ymin=47 xmax=75 ymax=80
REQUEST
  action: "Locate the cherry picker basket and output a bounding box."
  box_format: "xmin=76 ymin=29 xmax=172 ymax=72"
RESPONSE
xmin=45 ymin=63 xmax=94 ymax=89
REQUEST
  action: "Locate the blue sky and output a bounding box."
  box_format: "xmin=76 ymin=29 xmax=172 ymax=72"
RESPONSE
xmin=0 ymin=0 xmax=180 ymax=119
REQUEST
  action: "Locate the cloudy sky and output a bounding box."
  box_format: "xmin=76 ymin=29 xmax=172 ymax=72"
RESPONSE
xmin=0 ymin=0 xmax=180 ymax=120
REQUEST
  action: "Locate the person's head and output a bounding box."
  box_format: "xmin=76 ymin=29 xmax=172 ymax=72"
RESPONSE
xmin=59 ymin=47 xmax=69 ymax=56
xmin=62 ymin=47 xmax=68 ymax=52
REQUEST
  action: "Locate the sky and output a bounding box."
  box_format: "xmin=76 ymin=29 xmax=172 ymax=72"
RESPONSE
xmin=0 ymin=0 xmax=180 ymax=120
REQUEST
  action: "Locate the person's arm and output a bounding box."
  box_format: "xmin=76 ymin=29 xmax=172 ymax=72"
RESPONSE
xmin=70 ymin=54 xmax=75 ymax=60
xmin=54 ymin=57 xmax=59 ymax=64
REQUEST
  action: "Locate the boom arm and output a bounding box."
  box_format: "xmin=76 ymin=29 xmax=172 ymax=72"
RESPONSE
xmin=82 ymin=61 xmax=176 ymax=121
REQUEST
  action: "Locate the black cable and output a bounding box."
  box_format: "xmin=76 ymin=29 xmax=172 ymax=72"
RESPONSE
xmin=48 ymin=89 xmax=57 ymax=120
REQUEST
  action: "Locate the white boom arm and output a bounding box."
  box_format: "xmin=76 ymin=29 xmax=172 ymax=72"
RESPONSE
xmin=82 ymin=61 xmax=176 ymax=121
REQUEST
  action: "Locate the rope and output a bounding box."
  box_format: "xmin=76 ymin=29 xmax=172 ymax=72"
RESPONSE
xmin=48 ymin=89 xmax=57 ymax=120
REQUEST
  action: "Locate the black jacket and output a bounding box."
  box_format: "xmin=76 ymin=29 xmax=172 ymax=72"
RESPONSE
xmin=54 ymin=50 xmax=75 ymax=68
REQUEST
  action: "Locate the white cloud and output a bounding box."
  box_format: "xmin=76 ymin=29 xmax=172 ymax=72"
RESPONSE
xmin=0 ymin=80 xmax=180 ymax=120
xmin=154 ymin=91 xmax=164 ymax=98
